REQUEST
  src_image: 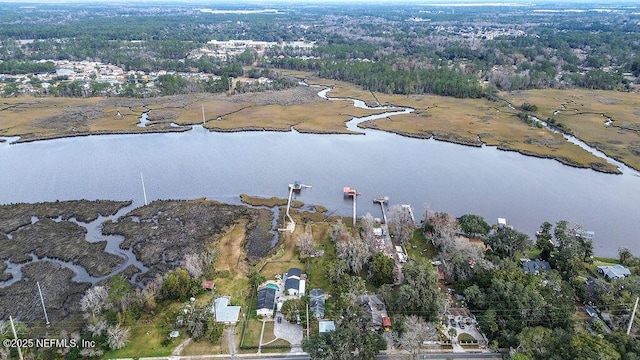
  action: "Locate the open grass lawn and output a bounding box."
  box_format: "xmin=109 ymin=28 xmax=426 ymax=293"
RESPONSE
xmin=241 ymin=319 xmax=264 ymax=347
xmin=261 ymin=340 xmax=291 ymax=353
xmin=261 ymin=321 xmax=277 ymax=343
xmin=458 ymin=333 xmax=477 ymax=343
xmin=105 ymin=317 xmax=174 ymax=358
xmin=407 ymin=230 xmax=436 ymax=260
xmin=181 ymin=336 xmax=225 ymax=356
xmin=573 ymin=304 xmax=593 ymax=333
xmin=305 ymin=227 xmax=336 ymax=291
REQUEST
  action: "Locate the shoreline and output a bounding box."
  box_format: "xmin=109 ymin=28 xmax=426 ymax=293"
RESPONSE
xmin=1 ymin=119 xmax=627 ymax=175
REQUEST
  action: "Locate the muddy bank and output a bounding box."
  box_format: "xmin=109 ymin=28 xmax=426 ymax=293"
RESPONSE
xmin=14 ymin=126 xmax=192 ymax=144
xmin=0 ymin=199 xmax=131 ymax=233
xmin=2 ymin=218 xmax=124 ymax=277
xmin=101 ymin=199 xmax=274 ymax=281
xmin=0 ymin=261 xmax=90 ymax=324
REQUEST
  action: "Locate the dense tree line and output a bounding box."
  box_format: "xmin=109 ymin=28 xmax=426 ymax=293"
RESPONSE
xmin=268 ymin=57 xmax=489 ymax=98
xmin=0 ymin=60 xmax=54 ymax=74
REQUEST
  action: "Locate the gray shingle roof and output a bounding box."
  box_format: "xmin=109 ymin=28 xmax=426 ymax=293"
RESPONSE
xmin=257 ymin=287 xmax=276 ymax=310
xmin=310 ymin=289 xmax=325 ymax=318
xmin=287 ymin=267 xmax=302 ymax=278
xmin=285 ymin=277 xmax=300 ymax=291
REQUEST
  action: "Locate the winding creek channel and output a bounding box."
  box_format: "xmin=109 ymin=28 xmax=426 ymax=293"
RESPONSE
xmin=1 ymin=87 xmax=639 ymax=267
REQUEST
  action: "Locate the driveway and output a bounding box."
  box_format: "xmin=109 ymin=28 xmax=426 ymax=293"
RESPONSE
xmin=273 ymin=312 xmax=304 ymax=352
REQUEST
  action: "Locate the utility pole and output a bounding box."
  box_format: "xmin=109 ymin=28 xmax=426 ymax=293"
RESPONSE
xmin=306 ymin=303 xmax=310 ymax=338
xmin=37 ymin=281 xmax=50 ymax=325
xmin=140 ymin=173 xmax=148 ymax=206
xmin=627 ymin=296 xmax=639 ymax=335
xmin=9 ymin=316 xmax=24 ymax=360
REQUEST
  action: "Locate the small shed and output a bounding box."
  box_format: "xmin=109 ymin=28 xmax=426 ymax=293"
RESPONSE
xmin=319 ymin=320 xmax=336 ymax=334
xmin=382 ymin=316 xmax=392 ymax=332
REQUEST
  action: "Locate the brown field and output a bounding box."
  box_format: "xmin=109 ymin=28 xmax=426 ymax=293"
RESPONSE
xmin=500 ymin=89 xmax=640 ymax=171
xmin=2 ymin=81 xmax=634 ymax=172
xmin=215 ymin=220 xmax=251 ymax=278
xmin=359 ymin=92 xmax=618 ymax=173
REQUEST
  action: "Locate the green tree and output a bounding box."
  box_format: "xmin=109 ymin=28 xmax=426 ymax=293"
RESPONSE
xmin=517 ymin=326 xmax=554 ymax=359
xmin=371 ymin=252 xmax=395 ymax=287
xmin=161 ymin=268 xmax=202 ymax=301
xmin=392 ymin=259 xmax=442 ymax=321
xmin=535 ymin=221 xmax=555 ymax=261
xmin=484 ymin=227 xmax=532 ymax=260
xmin=457 ymin=214 xmax=490 ymax=237
xmin=568 ymin=333 xmax=621 ymax=360
xmin=302 ymin=325 xmax=385 ymax=360
xmin=619 ymin=247 xmax=633 ymax=266
xmin=280 ymin=298 xmax=307 ymax=325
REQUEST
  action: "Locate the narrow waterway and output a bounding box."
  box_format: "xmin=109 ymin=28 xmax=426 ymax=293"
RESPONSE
xmin=1 ymin=88 xmax=639 ymax=257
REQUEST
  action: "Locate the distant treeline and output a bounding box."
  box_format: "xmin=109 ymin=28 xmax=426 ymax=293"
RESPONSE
xmin=268 ymin=57 xmax=489 ymax=98
xmin=0 ymin=60 xmax=55 ymax=74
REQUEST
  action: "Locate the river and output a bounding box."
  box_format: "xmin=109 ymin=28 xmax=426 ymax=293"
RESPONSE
xmin=1 ymin=92 xmax=639 ymax=258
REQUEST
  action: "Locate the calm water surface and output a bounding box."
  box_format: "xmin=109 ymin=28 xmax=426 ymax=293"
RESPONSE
xmin=1 ymin=124 xmax=639 ymax=257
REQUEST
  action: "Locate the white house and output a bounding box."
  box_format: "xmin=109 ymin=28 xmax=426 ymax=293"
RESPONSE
xmin=213 ymin=297 xmax=241 ymax=325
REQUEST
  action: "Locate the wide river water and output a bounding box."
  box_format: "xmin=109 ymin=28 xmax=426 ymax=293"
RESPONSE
xmin=1 ymin=98 xmax=639 ymax=258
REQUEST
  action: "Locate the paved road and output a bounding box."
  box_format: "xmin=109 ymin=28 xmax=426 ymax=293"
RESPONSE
xmin=136 ymin=352 xmax=502 ymax=360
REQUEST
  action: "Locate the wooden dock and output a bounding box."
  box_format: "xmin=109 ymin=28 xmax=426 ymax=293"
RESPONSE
xmin=373 ymin=196 xmax=389 ymax=224
xmin=343 ymin=186 xmax=360 ymax=226
xmin=278 ymin=181 xmax=311 ymax=233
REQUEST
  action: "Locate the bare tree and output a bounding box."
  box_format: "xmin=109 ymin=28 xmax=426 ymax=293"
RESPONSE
xmin=440 ymin=237 xmax=485 ymax=282
xmin=296 ymin=231 xmax=315 ymax=256
xmin=399 ymin=315 xmax=437 ymax=360
xmin=330 ymin=219 xmax=351 ymax=242
xmin=86 ymin=318 xmax=107 ymax=337
xmin=423 ymin=211 xmax=458 ymax=250
xmin=80 ymin=285 xmax=109 ymax=319
xmin=79 ymin=347 xmax=104 ymax=358
xmin=360 ymin=213 xmax=378 ymax=256
xmin=388 ymin=205 xmax=416 ymax=247
xmin=184 ymin=253 xmax=204 ymax=279
xmin=106 ymin=324 xmax=130 ymax=350
xmin=336 ymin=233 xmax=370 ymax=274
xmin=183 ymin=250 xmax=217 ymax=279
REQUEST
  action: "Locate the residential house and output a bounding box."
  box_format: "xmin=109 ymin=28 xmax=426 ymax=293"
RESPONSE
xmin=447 ymin=307 xmax=477 ymax=325
xmin=597 ymin=264 xmax=631 ymax=280
xmin=284 ymin=267 xmax=306 ymax=297
xmin=256 ymin=287 xmax=276 ymax=317
xmin=213 ymin=297 xmax=241 ymax=325
xmin=522 ymin=259 xmax=551 ymax=274
xmin=356 ymin=293 xmax=390 ymax=331
xmin=309 ymin=289 xmax=325 ymax=319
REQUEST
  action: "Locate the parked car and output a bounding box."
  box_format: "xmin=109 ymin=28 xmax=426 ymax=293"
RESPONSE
xmin=458 ymin=321 xmax=466 ymax=329
xmin=277 ymin=316 xmax=282 ymax=323
xmin=449 ymin=318 xmax=456 ymax=327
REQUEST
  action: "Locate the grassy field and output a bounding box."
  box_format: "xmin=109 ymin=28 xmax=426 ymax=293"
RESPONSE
xmin=500 ymin=89 xmax=640 ymax=171
xmin=2 ymin=80 xmax=634 ymax=172
xmin=240 ymin=319 xmax=264 ymax=347
xmin=105 ymin=305 xmax=179 ymax=359
xmin=359 ymin=92 xmax=618 ymax=173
